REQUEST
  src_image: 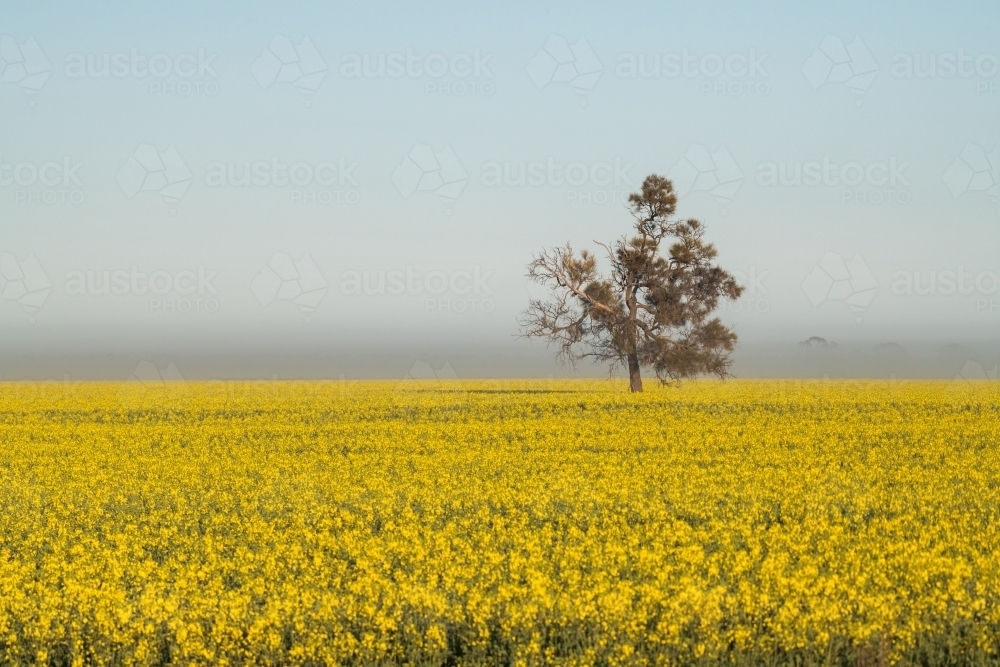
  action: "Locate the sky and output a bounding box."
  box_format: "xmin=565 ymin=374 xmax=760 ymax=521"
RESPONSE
xmin=2 ymin=0 xmax=998 ymax=380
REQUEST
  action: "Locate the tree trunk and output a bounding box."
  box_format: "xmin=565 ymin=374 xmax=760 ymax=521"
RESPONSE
xmin=627 ymin=353 xmax=643 ymax=393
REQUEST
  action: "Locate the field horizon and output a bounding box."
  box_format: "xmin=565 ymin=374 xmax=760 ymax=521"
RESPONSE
xmin=2 ymin=335 xmax=999 ymax=383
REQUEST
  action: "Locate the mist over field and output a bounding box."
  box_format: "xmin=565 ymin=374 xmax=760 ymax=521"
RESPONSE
xmin=2 ymin=0 xmax=998 ymax=381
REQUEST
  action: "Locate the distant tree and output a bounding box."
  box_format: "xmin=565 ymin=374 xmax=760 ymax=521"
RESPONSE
xmin=520 ymin=174 xmax=744 ymax=392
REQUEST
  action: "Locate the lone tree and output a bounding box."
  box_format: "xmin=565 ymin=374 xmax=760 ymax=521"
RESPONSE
xmin=520 ymin=174 xmax=743 ymax=392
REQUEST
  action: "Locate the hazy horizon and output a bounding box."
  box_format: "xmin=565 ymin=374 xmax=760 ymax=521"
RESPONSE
xmin=3 ymin=0 xmax=998 ymax=381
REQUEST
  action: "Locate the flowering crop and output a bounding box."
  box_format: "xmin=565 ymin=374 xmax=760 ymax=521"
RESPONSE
xmin=1 ymin=379 xmax=998 ymax=665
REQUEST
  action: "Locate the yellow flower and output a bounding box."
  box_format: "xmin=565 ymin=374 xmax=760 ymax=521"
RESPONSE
xmin=0 ymin=379 xmax=997 ymax=664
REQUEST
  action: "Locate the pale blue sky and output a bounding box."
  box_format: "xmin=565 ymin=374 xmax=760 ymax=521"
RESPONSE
xmin=2 ymin=0 xmax=998 ymax=378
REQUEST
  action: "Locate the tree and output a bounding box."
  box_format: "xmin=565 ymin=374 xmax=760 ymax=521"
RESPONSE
xmin=520 ymin=174 xmax=744 ymax=392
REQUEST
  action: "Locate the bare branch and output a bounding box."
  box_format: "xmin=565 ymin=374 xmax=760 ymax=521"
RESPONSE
xmin=520 ymin=174 xmax=743 ymax=390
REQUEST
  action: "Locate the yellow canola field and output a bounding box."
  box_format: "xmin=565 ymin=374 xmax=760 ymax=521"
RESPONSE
xmin=1 ymin=379 xmax=999 ymax=666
